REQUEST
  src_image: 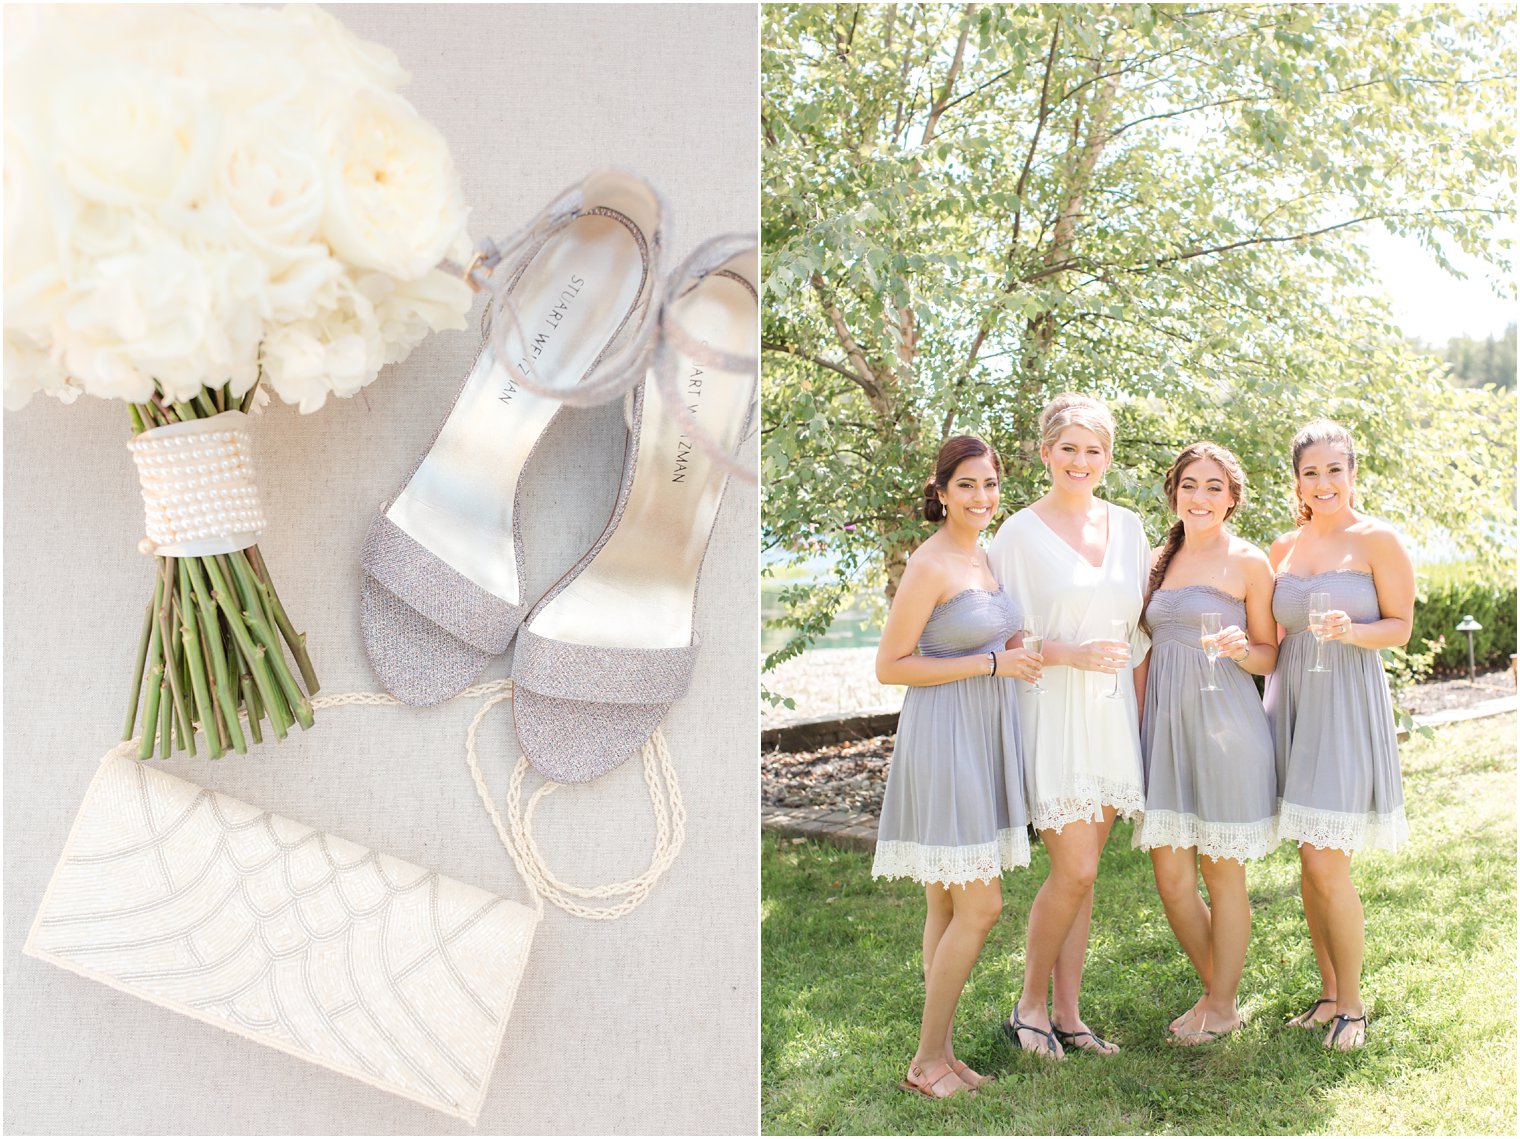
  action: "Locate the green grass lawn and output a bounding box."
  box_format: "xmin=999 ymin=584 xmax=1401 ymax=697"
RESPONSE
xmin=762 ymin=713 xmax=1516 ymax=1135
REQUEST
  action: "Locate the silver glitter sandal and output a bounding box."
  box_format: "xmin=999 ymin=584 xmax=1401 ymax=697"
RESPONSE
xmin=511 ymin=235 xmax=757 ymax=781
xmin=360 ymin=170 xmax=666 ymax=705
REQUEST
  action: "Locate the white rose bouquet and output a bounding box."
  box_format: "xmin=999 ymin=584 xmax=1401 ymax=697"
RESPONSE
xmin=4 ymin=4 xmax=477 ymax=757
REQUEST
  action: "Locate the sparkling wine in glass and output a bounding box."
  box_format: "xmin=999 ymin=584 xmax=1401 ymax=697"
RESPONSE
xmin=1104 ymin=618 xmax=1130 ymax=699
xmin=1022 ymin=615 xmax=1046 ymax=695
xmin=1307 ymin=591 xmax=1331 ymax=673
xmin=1200 ymin=612 xmax=1222 ymax=691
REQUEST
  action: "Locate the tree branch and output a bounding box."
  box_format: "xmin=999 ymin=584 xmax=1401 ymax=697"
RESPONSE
xmin=1011 ymin=12 xmax=1061 ymax=249
xmin=810 ymin=273 xmax=887 ymax=406
xmin=762 ymin=339 xmax=871 ymax=388
xmin=920 ymin=3 xmax=975 ymax=149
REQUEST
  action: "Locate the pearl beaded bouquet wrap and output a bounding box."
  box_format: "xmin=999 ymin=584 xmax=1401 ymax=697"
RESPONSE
xmin=4 ymin=4 xmax=476 ymax=757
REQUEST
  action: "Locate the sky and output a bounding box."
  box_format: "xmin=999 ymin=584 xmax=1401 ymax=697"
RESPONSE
xmin=1366 ymin=226 xmax=1517 ymax=345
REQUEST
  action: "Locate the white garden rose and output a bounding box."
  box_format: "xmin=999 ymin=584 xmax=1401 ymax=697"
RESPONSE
xmin=3 ymin=119 xmax=71 ymax=338
xmin=320 ymin=85 xmax=469 ymax=281
xmin=284 ymin=4 xmax=410 ymax=91
xmin=4 ymin=3 xmax=472 ymax=412
xmin=215 ymin=121 xmax=329 ymax=268
xmin=261 ymin=273 xmax=387 ymax=413
xmin=3 ymin=329 xmax=73 ymax=410
xmin=50 ymin=65 xmax=221 ymax=209
xmin=368 ymin=268 xmax=475 ymax=364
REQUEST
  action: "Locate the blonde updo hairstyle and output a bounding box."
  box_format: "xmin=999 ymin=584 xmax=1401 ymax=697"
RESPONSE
xmin=1039 ymin=392 xmax=1116 ymax=461
xmin=1290 ymin=418 xmax=1357 ymax=524
xmin=923 ymin=434 xmax=1001 ymax=523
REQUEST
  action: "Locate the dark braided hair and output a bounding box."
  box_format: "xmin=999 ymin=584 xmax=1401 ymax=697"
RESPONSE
xmin=1290 ymin=419 xmax=1357 ymax=525
xmin=923 ymin=435 xmax=1001 ymax=522
xmin=1140 ymin=442 xmax=1247 ymax=634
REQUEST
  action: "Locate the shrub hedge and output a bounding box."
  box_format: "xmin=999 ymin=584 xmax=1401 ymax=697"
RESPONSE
xmin=1413 ymin=563 xmax=1517 ymax=674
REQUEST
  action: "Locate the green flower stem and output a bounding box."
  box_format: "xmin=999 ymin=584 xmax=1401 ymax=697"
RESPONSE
xmin=203 ymin=555 xmax=290 ymax=739
xmin=157 ymin=559 xmax=195 ymax=757
xmin=241 ymin=674 xmax=264 ymax=745
xmin=122 ymin=590 xmax=157 ymax=742
xmin=227 ymin=552 xmax=312 ymax=730
xmin=193 ymin=391 xmax=219 ymax=419
xmin=156 ymin=678 xmax=172 ymax=760
xmin=244 ymin=546 xmax=319 ymax=695
xmin=178 ymin=559 xmax=223 ymax=759
xmin=125 ymin=380 xmax=314 ymax=758
xmin=138 ymin=616 xmax=165 ymax=760
xmin=197 ymin=613 xmax=237 ymax=753
xmin=184 ymin=558 xmax=247 ymax=755
xmin=231 ymin=624 xmax=290 ymax=736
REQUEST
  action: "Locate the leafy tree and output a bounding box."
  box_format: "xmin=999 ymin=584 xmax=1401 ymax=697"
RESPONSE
xmin=762 ymin=2 xmax=1516 ymax=670
xmin=1436 ymin=322 xmax=1517 ymax=389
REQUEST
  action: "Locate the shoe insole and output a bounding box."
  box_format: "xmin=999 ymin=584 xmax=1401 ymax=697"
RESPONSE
xmin=528 ymin=267 xmax=755 ymax=649
xmin=386 ymin=212 xmax=647 ymax=605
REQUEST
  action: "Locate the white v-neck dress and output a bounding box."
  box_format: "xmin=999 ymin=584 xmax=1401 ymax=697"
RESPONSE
xmin=988 ymin=503 xmax=1149 ymax=832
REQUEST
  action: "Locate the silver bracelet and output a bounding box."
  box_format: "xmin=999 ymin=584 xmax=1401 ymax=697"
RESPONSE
xmin=988 ymin=651 xmax=997 ymax=676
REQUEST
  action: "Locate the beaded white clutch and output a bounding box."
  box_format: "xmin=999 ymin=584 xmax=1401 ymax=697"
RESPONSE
xmin=25 ymin=753 xmax=539 ymax=1125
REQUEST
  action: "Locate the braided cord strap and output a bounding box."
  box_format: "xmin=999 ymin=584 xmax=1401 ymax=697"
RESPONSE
xmin=463 ymin=686 xmax=686 ymax=921
xmin=108 ymin=680 xmax=684 ymax=921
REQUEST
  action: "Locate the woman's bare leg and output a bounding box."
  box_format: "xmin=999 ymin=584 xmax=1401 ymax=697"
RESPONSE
xmin=1298 ymin=845 xmax=1364 ymax=1048
xmin=1149 ymin=844 xmax=1212 ymax=1030
xmin=1007 ymin=808 xmax=1115 ymax=1054
xmin=914 ymin=878 xmax=1003 ymax=1077
xmin=1188 ymin=855 xmax=1249 ymax=1035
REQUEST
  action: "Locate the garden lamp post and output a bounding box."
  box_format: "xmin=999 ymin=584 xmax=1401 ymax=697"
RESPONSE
xmin=1456 ymin=615 xmax=1482 ymax=685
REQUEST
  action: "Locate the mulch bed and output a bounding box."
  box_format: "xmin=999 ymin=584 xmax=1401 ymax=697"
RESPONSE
xmin=762 ymin=669 xmax=1514 ymax=815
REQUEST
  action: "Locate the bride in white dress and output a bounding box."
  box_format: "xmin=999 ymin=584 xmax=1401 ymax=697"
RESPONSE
xmin=987 ymin=393 xmax=1148 ymax=1059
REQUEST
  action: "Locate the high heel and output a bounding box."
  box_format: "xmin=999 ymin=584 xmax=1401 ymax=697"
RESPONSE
xmin=510 ymin=235 xmax=757 ymax=781
xmin=360 ymin=171 xmax=665 ymax=705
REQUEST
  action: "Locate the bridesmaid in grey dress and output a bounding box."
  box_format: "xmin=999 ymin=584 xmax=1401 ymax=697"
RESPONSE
xmin=1264 ymin=420 xmax=1415 ymax=1051
xmin=871 ymin=435 xmax=1043 ymax=1099
xmin=1132 ymin=443 xmax=1279 ymax=1044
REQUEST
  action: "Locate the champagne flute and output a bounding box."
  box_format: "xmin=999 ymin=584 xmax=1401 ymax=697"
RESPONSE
xmin=1104 ymin=617 xmax=1130 ymax=699
xmin=1307 ymin=591 xmax=1331 ymax=674
xmin=1200 ymin=612 xmax=1222 ymax=691
xmin=1022 ymin=615 xmax=1047 ymax=695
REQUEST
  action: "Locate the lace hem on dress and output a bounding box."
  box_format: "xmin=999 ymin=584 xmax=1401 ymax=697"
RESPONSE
xmin=871 ymin=829 xmax=1031 ymax=886
xmin=1276 ymin=800 xmax=1409 ymax=854
xmin=1031 ymin=777 xmax=1146 ymax=834
xmin=1132 ymin=810 xmax=1278 ymax=862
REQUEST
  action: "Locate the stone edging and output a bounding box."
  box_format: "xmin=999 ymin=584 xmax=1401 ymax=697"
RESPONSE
xmin=762 ymin=700 xmax=1516 ymax=853
xmin=761 ymin=805 xmax=878 ymax=852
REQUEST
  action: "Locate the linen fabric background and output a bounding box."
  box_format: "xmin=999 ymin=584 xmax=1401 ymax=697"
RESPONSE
xmin=2 ymin=4 xmax=759 ymax=1133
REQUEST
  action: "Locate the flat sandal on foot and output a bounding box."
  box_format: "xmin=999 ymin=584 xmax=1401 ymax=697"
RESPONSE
xmin=898 ymin=1061 xmax=972 ymax=1099
xmin=1053 ymin=1024 xmax=1119 ymax=1054
xmin=1169 ymin=1011 xmax=1241 ymax=1047
xmin=1287 ymin=997 xmax=1337 ymax=1029
xmin=1000 ymin=1009 xmax=1062 ymax=1059
xmin=1324 ymin=1011 xmax=1367 ymax=1051
xmin=359 ymin=170 xmax=665 ymax=705
xmin=511 ymin=236 xmax=757 ymax=781
xmin=951 ymin=1060 xmax=992 ymax=1088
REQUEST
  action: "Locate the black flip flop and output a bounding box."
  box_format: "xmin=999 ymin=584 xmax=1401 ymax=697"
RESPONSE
xmin=1053 ymin=1024 xmax=1118 ymax=1054
xmin=1000 ymin=1009 xmax=1061 ymax=1058
xmin=1324 ymin=1011 xmax=1367 ymax=1050
xmin=1288 ymin=997 xmax=1336 ymax=1028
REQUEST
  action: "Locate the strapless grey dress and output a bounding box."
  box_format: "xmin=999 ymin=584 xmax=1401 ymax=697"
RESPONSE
xmin=872 ymin=588 xmax=1030 ymax=885
xmin=1134 ymin=586 xmax=1278 ymax=860
xmin=1264 ymin=571 xmax=1407 ymax=853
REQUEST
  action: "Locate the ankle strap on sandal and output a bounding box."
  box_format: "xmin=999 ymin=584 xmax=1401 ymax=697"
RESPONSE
xmin=449 ymin=169 xmax=669 ymax=408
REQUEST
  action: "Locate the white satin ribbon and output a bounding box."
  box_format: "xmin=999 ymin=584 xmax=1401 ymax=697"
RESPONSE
xmin=127 ymin=410 xmax=267 ymax=557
